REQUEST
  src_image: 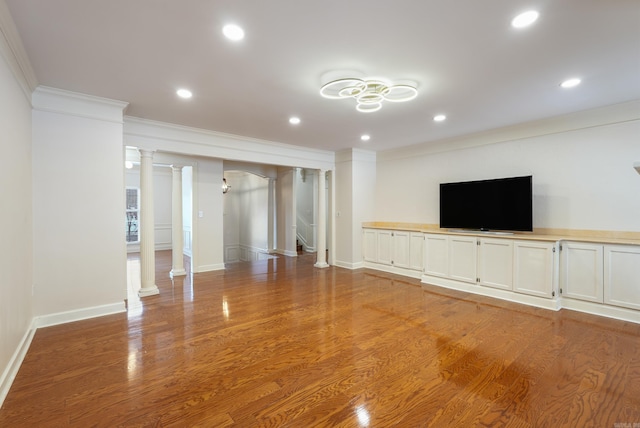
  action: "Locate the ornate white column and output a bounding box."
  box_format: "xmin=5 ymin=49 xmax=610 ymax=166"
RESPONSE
xmin=267 ymin=178 xmax=275 ymax=253
xmin=170 ymin=165 xmax=186 ymax=278
xmin=315 ymin=169 xmax=329 ymax=268
xmin=138 ymin=149 xmax=159 ymax=297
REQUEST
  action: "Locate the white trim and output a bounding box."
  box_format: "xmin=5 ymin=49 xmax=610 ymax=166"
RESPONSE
xmin=32 ymin=86 xmax=129 ymax=124
xmin=379 ymin=100 xmax=640 ymax=161
xmin=33 ymin=302 xmax=126 ymax=329
xmin=0 ymin=322 xmax=36 ymax=407
xmin=274 ymin=249 xmax=298 ymax=257
xmin=336 ymin=148 xmax=377 ymax=163
xmin=421 ymin=274 xmax=562 ymax=311
xmin=363 ymin=261 xmax=423 ymax=279
xmin=123 ymin=116 xmax=335 ymax=170
xmin=0 ymin=1 xmax=38 ymax=101
xmin=192 ymin=263 xmax=226 ymax=273
xmin=561 ymin=297 xmax=640 ymax=324
xmin=334 ymin=260 xmax=364 ymax=270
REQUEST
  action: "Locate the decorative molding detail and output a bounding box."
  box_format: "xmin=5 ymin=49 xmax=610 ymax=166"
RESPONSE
xmin=0 ymin=322 xmax=36 ymax=407
xmin=123 ymin=116 xmax=335 ymax=171
xmin=0 ymin=0 xmax=38 ymax=101
xmin=32 ymin=86 xmax=129 ymax=124
xmin=33 ymin=302 xmax=126 ymax=329
xmin=379 ymin=100 xmax=640 ymax=161
xmin=225 ymin=245 xmax=241 ymax=263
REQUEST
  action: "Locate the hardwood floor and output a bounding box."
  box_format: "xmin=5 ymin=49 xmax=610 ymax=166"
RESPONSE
xmin=1 ymin=250 xmax=639 ymax=427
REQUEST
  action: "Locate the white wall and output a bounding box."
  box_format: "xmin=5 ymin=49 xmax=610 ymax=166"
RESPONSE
xmin=191 ymin=158 xmax=225 ymax=272
xmin=0 ymin=36 xmax=33 ymax=402
xmin=376 ymin=117 xmax=640 ymax=232
xmin=276 ymin=167 xmax=297 ymax=256
xmin=125 ymin=165 xmax=173 ymax=251
xmin=31 ymin=88 xmax=128 ymax=320
xmin=182 ymin=166 xmax=193 ymax=256
xmin=334 ymin=149 xmax=377 ymax=268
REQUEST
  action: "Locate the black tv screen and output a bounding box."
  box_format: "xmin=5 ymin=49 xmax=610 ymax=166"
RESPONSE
xmin=440 ymin=175 xmax=533 ymax=232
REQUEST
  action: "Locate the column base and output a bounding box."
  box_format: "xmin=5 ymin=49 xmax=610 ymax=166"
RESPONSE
xmin=314 ymin=262 xmax=330 ymax=269
xmin=138 ymin=285 xmax=159 ymax=297
xmin=170 ymin=268 xmax=187 ymax=278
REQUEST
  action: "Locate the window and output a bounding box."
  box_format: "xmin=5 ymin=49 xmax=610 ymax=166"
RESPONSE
xmin=126 ymin=187 xmax=139 ymax=243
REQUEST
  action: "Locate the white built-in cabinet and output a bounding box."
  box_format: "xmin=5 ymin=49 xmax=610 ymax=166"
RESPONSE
xmin=362 ymin=228 xmax=377 ymax=262
xmin=560 ymin=242 xmax=604 ymax=303
xmin=409 ymin=232 xmax=425 ymax=271
xmin=362 ymin=228 xmax=424 ymax=275
xmin=478 ymin=238 xmax=513 ymax=290
xmin=376 ymin=230 xmax=393 ymax=265
xmin=448 ymin=236 xmax=477 ymax=283
xmin=512 ymin=240 xmax=556 ymax=298
xmin=364 ymin=228 xmax=640 ymax=322
xmin=604 ymin=245 xmax=640 ymax=310
xmin=424 ymin=234 xmax=557 ymax=299
xmin=561 ymin=242 xmax=640 ymax=311
xmin=424 ymin=234 xmax=448 ymax=277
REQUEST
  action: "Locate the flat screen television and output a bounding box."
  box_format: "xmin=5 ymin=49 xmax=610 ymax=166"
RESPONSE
xmin=439 ymin=175 xmax=533 ymax=232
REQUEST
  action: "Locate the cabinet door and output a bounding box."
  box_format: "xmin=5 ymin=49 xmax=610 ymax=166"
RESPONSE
xmin=561 ymin=242 xmax=603 ymax=303
xmin=513 ymin=240 xmax=556 ymax=298
xmin=409 ymin=232 xmax=425 ymax=271
xmin=377 ymin=230 xmax=393 ymax=266
xmin=448 ymin=235 xmax=477 ymax=284
xmin=362 ymin=229 xmax=378 ymax=262
xmin=392 ymin=230 xmax=411 ymax=269
xmin=479 ymin=238 xmax=513 ymax=290
xmin=604 ymin=245 xmax=640 ymax=310
xmin=425 ymin=234 xmax=449 ymax=278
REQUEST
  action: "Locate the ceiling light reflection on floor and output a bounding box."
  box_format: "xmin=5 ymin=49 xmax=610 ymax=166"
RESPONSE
xmin=356 ymin=405 xmax=370 ymax=427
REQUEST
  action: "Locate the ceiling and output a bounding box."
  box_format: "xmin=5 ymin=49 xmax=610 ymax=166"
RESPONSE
xmin=5 ymin=0 xmax=640 ymax=153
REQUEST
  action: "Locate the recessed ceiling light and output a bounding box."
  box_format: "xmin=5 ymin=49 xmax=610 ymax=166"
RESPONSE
xmin=511 ymin=10 xmax=539 ymax=28
xmin=361 ymin=134 xmax=371 ymax=141
xmin=176 ymin=89 xmax=192 ymax=99
xmin=289 ymin=117 xmax=301 ymax=125
xmin=223 ymin=24 xmax=245 ymax=41
xmin=433 ymin=114 xmax=447 ymax=122
xmin=560 ymin=78 xmax=581 ymax=88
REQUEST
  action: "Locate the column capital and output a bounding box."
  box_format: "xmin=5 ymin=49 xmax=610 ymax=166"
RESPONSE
xmin=138 ymin=148 xmax=156 ymax=158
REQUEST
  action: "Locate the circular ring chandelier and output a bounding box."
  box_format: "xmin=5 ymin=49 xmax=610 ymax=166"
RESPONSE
xmin=320 ymin=78 xmax=418 ymax=113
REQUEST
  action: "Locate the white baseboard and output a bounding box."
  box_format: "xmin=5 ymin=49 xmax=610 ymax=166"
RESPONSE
xmin=33 ymin=302 xmax=127 ymax=329
xmin=192 ymin=263 xmax=226 ymax=273
xmin=560 ymin=298 xmax=640 ymax=324
xmin=0 ymin=322 xmax=37 ymax=408
xmin=421 ymin=274 xmax=561 ymax=311
xmin=363 ymin=261 xmax=423 ymax=279
xmin=334 ymin=260 xmax=364 ymax=270
xmin=274 ymin=249 xmax=298 ymax=257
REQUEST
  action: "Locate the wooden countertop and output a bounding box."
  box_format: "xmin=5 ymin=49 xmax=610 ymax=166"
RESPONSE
xmin=362 ymin=222 xmax=640 ymax=245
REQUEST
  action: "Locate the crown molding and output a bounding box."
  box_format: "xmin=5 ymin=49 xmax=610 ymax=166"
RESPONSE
xmin=32 ymin=86 xmax=129 ymax=124
xmin=335 ymin=148 xmax=376 ymax=163
xmin=123 ymin=116 xmax=335 ymax=171
xmin=379 ymin=99 xmax=640 ymax=162
xmin=0 ymin=0 xmax=38 ymax=102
